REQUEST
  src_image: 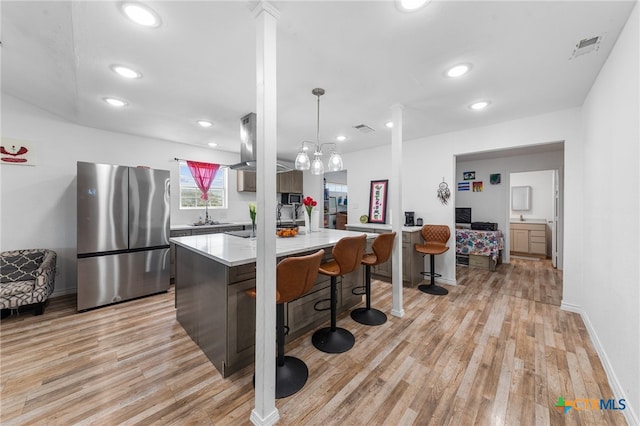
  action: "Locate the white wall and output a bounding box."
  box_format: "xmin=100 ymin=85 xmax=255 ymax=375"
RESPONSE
xmin=0 ymin=94 xmax=252 ymax=296
xmin=344 ymin=108 xmax=580 ymax=285
xmin=571 ymin=3 xmax=639 ymax=423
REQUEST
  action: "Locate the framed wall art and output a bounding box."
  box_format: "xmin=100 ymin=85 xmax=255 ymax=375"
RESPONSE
xmin=463 ymin=171 xmax=475 ymax=180
xmin=1 ymin=138 xmax=36 ymax=166
xmin=368 ymin=179 xmax=388 ymax=224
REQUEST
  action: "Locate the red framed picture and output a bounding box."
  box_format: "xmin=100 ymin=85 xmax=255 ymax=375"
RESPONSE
xmin=368 ymin=180 xmax=388 ymax=224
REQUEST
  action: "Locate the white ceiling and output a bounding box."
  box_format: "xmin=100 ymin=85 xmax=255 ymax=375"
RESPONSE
xmin=1 ymin=1 xmax=636 ymax=162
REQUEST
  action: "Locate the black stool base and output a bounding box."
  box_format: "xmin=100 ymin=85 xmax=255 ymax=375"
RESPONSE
xmin=312 ymin=327 xmax=355 ymax=353
xmin=418 ymin=283 xmax=449 ymax=296
xmin=351 ymin=307 xmax=387 ymax=326
xmin=276 ymin=356 xmax=309 ymax=399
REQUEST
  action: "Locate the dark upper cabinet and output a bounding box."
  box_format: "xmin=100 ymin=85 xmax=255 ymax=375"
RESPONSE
xmin=277 ymin=170 xmax=303 ymax=194
xmin=238 ymin=169 xmax=302 ymax=193
xmin=237 ymin=170 xmax=257 ymax=192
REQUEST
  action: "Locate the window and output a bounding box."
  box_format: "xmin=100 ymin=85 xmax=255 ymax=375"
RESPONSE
xmin=179 ymin=162 xmax=227 ymax=209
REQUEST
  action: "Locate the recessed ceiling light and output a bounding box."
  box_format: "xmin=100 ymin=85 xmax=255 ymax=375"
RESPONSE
xmin=385 ymin=121 xmax=394 ymax=128
xmin=197 ymin=120 xmax=213 ymax=128
xmin=446 ymin=64 xmax=470 ymax=78
xmin=208 ymin=142 xmax=218 ymax=147
xmin=396 ymin=0 xmax=430 ymax=12
xmin=103 ymin=97 xmax=128 ymax=107
xmin=469 ymin=101 xmax=490 ymax=111
xmin=120 ymin=2 xmax=161 ymax=27
xmin=336 ymin=135 xmax=346 ymax=142
xmin=110 ymin=65 xmax=142 ymax=79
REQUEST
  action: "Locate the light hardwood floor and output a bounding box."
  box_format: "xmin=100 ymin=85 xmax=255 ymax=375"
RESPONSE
xmin=1 ymin=259 xmax=627 ymax=425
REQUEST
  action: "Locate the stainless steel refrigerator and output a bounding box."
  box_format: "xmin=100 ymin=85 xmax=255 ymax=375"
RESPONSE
xmin=77 ymin=162 xmax=170 ymax=311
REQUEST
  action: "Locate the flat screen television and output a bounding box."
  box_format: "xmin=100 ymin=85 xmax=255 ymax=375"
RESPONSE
xmin=455 ymin=207 xmax=472 ymax=224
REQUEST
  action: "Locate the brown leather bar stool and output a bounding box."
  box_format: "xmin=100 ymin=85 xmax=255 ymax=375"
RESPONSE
xmin=312 ymin=234 xmax=366 ymax=353
xmin=351 ymin=232 xmax=396 ymax=326
xmin=415 ymin=225 xmax=450 ymax=296
xmin=246 ymin=249 xmax=324 ymax=398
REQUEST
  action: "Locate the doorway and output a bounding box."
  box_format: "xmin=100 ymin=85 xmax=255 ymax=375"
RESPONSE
xmin=454 ymin=142 xmax=564 ymax=270
xmin=324 ymin=170 xmax=348 ymax=229
xmin=509 ymin=169 xmax=559 ymax=266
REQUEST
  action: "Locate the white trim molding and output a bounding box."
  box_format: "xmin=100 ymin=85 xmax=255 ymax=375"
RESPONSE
xmin=560 ymin=302 xmax=639 ymax=426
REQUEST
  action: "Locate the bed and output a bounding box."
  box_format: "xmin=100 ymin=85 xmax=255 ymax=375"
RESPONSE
xmin=455 ymin=229 xmax=504 ymax=270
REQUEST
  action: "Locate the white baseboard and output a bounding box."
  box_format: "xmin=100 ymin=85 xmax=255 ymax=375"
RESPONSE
xmin=391 ymin=309 xmax=405 ymax=317
xmin=436 ymin=277 xmax=457 ymax=286
xmin=561 ymin=302 xmax=638 ymax=425
xmin=250 ymin=408 xmax=279 ymax=426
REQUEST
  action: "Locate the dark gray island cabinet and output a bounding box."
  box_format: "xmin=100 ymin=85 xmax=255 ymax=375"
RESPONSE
xmin=172 ymin=229 xmax=371 ymax=378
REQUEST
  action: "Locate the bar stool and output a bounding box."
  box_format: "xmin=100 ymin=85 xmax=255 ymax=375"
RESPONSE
xmin=414 ymin=225 xmax=450 ymax=296
xmin=312 ymin=234 xmax=366 ymax=353
xmin=351 ymin=232 xmax=396 ymax=326
xmin=246 ymin=249 xmax=324 ymax=398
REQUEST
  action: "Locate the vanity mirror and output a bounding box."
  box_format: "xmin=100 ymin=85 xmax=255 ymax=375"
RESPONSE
xmin=511 ymin=186 xmax=531 ymax=210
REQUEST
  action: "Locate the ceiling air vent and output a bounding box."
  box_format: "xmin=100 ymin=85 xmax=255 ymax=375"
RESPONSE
xmin=353 ymin=124 xmax=376 ymax=133
xmin=570 ymin=35 xmax=603 ymax=59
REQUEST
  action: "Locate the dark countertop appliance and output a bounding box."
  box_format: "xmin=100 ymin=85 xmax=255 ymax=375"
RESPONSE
xmin=404 ymin=211 xmax=415 ymax=226
xmin=281 ymin=193 xmax=302 ymax=204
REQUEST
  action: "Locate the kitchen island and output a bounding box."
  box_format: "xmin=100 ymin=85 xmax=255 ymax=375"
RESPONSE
xmin=171 ymin=229 xmax=373 ymax=377
xmin=169 ymin=219 xmax=305 ymax=282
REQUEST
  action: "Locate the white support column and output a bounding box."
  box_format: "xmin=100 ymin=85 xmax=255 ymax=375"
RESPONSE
xmin=390 ymin=103 xmax=405 ymax=318
xmin=251 ymin=2 xmax=280 ymax=426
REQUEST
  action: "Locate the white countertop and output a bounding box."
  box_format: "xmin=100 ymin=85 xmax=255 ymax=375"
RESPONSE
xmin=171 ymin=228 xmax=376 ymax=267
xmin=345 ymin=223 xmax=423 ymax=233
xmin=509 ymin=219 xmax=547 ymax=224
xmin=171 ymin=219 xmax=304 ymax=231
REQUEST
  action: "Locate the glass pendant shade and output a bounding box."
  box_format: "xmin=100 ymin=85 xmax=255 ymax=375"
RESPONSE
xmin=327 ymin=152 xmax=343 ymax=172
xmin=310 ymin=155 xmax=325 ymax=175
xmin=295 ymin=151 xmax=310 ymax=170
xmin=295 ymin=88 xmax=344 ymax=175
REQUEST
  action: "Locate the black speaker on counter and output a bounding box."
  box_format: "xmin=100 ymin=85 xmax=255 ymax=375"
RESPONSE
xmin=471 ymin=222 xmax=498 ymax=231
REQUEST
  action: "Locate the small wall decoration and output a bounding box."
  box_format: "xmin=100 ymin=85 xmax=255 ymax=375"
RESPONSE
xmin=490 ymin=173 xmax=501 ymax=185
xmin=473 ymin=181 xmax=483 ymax=192
xmin=437 ymin=179 xmax=451 ymax=205
xmin=457 ymin=181 xmax=470 ymax=191
xmin=368 ymin=179 xmax=388 ymax=224
xmin=1 ymin=138 xmax=36 ymax=166
xmin=463 ymin=171 xmax=475 ymax=180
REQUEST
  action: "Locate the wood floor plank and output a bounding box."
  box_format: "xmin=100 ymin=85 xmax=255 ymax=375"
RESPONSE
xmin=0 ymin=259 xmax=628 ymax=425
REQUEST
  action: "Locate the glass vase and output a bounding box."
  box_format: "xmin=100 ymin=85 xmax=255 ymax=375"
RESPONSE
xmin=250 ymin=221 xmax=256 ymax=238
xmin=305 ymin=213 xmax=311 ymax=233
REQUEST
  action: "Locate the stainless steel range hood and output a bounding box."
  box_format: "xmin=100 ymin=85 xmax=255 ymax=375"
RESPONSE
xmin=230 ymin=112 xmax=288 ymax=171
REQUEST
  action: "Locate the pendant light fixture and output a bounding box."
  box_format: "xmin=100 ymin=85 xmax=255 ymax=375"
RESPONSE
xmin=294 ymin=88 xmax=343 ymax=175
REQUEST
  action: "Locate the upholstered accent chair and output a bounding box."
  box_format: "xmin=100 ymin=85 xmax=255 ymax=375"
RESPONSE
xmin=1 ymin=249 xmax=57 ymax=315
